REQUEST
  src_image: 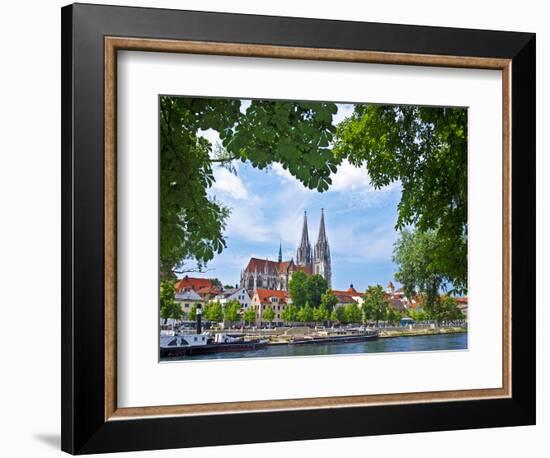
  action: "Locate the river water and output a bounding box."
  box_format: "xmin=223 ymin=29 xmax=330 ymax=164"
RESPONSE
xmin=162 ymin=332 xmax=467 ymax=361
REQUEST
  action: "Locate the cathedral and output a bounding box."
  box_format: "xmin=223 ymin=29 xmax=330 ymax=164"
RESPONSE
xmin=240 ymin=209 xmax=332 ymax=292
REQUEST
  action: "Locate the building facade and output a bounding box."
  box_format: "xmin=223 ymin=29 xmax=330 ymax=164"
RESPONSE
xmin=211 ymin=287 xmax=252 ymax=309
xmin=250 ymin=288 xmax=290 ymax=326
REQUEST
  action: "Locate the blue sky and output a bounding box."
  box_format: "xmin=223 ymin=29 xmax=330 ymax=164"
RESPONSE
xmin=186 ymin=102 xmax=403 ymax=291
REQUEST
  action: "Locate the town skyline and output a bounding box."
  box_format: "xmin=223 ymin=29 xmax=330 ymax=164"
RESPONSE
xmin=180 ymin=109 xmax=403 ymax=292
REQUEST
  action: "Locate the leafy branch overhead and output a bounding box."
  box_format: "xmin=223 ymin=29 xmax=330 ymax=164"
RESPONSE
xmin=160 ymin=97 xmax=467 ymax=293
xmin=334 ymin=105 xmax=467 ymax=292
xmin=160 ymin=96 xmax=340 ymax=275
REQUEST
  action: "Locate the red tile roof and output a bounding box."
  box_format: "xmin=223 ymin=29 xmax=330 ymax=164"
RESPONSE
xmin=196 ymin=286 xmax=222 ymax=296
xmin=255 ymin=288 xmax=289 ymax=304
xmin=244 ymin=258 xmax=280 ymax=273
xmin=332 ymin=289 xmax=363 ymax=297
xmin=174 ymin=276 xmax=214 ymax=293
xmin=333 ymin=293 xmax=356 ymax=304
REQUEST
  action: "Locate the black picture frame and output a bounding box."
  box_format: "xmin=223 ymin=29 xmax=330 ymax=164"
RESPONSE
xmin=61 ymin=3 xmax=535 ymax=454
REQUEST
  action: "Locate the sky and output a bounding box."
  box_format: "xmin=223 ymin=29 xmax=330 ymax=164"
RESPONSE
xmin=182 ymin=102 xmax=403 ymax=292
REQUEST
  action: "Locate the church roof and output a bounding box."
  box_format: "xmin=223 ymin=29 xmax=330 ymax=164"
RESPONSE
xmin=277 ymin=260 xmax=294 ymax=273
xmin=295 ymin=264 xmax=313 ymax=275
xmin=244 ymin=257 xmax=295 ymax=274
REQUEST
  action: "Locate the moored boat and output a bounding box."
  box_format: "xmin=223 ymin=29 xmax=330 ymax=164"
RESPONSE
xmin=289 ymin=330 xmax=378 ymax=345
xmin=160 ymin=332 xmax=269 ymax=358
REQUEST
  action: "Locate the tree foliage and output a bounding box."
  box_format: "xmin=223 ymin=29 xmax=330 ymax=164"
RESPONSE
xmin=432 ymin=296 xmax=464 ymax=323
xmin=386 ymin=307 xmax=402 ymax=325
xmin=288 ymin=272 xmax=329 ymax=309
xmin=334 ymin=306 xmax=347 ymax=324
xmin=188 ymin=303 xmax=199 ymax=321
xmin=297 ymin=303 xmax=314 ymax=323
xmin=159 ymin=280 xmax=182 ymax=322
xmin=335 ymin=105 xmax=467 ymax=292
xmin=320 ymin=290 xmax=338 ymax=312
xmin=243 ymin=308 xmax=256 ymax=326
xmin=262 ymin=305 xmax=275 ymax=324
xmin=288 ymin=271 xmax=309 ymax=308
xmin=362 ymin=285 xmax=389 ymax=326
xmin=223 ymin=299 xmax=241 ymax=323
xmin=344 ymin=303 xmax=362 ymax=324
xmin=206 ymin=301 xmax=223 ymax=322
xmin=281 ymin=304 xmax=298 ymax=323
xmin=393 ymin=229 xmax=444 ymax=312
xmin=160 ymin=97 xmax=339 ymax=274
xmin=313 ymin=303 xmax=329 ymax=323
xmin=305 ymin=275 xmax=329 ymax=309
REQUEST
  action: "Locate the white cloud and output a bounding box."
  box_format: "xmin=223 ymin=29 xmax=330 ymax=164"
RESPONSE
xmin=329 ymin=160 xmax=372 ymax=192
xmin=224 ymin=202 xmax=272 ymax=243
xmin=211 ymin=167 xmax=249 ymax=200
xmin=328 ymin=220 xmax=399 ymax=263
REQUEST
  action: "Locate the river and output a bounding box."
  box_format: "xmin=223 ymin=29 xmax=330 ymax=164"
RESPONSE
xmin=161 ymin=332 xmax=467 ymax=361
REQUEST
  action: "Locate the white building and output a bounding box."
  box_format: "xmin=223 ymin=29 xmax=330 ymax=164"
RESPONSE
xmin=212 ymin=287 xmax=252 ymax=309
xmin=175 ymin=289 xmax=204 ymax=314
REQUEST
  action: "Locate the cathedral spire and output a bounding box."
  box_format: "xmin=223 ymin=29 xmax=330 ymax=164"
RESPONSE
xmin=278 ymin=240 xmax=282 ymax=263
xmin=296 ymin=211 xmax=313 ymax=267
xmin=314 ymin=209 xmax=332 ymax=287
xmin=317 ymin=208 xmax=327 ymax=243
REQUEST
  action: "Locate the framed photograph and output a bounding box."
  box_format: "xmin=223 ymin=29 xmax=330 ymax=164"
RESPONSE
xmin=61 ymin=3 xmax=536 ymax=454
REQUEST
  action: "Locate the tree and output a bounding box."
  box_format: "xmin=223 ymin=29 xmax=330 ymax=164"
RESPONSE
xmin=297 ymin=303 xmax=314 ymax=323
xmin=207 ymin=301 xmax=223 ymax=323
xmin=281 ymin=304 xmax=298 ymax=323
xmin=210 ymin=278 xmax=223 ymax=289
xmin=313 ymin=303 xmax=329 ymax=323
xmin=432 ymin=296 xmax=464 ymax=324
xmin=343 ymin=303 xmax=359 ymax=324
xmin=393 ymin=229 xmax=445 ymax=313
xmin=262 ymin=306 xmax=275 ymax=326
xmin=159 ymin=280 xmax=182 ymax=323
xmin=160 ymin=97 xmax=339 ymax=275
xmin=335 ymin=306 xmax=347 ymax=324
xmin=223 ymin=299 xmax=241 ymax=324
xmin=330 ymin=308 xmax=339 ymax=324
xmin=363 ymin=285 xmax=389 ymax=326
xmin=289 ymin=272 xmax=330 ymax=309
xmin=305 ymin=275 xmax=329 ymax=309
xmin=188 ymin=303 xmax=199 ymax=321
xmin=344 ymin=303 xmax=363 ymax=324
xmin=243 ymin=308 xmax=256 ymax=326
xmin=408 ymin=308 xmax=427 ymax=322
xmin=335 ymin=105 xmax=467 ymax=292
xmin=320 ymin=290 xmax=338 ymax=312
xmin=386 ymin=307 xmax=402 ymax=325
xmin=288 ymin=271 xmax=309 ymax=308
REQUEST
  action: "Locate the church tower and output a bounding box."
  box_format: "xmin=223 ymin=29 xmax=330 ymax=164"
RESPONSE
xmin=314 ymin=209 xmax=332 ymax=287
xmin=296 ymin=211 xmax=313 ymax=268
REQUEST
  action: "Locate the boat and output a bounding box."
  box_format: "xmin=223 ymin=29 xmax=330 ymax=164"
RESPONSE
xmin=289 ymin=330 xmax=379 ymax=345
xmin=160 ymin=332 xmax=269 ymax=358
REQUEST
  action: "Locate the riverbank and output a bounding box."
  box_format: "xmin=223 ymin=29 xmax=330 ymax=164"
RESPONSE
xmin=378 ymin=326 xmax=467 ymax=339
xmin=163 ymin=332 xmax=468 ymax=361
